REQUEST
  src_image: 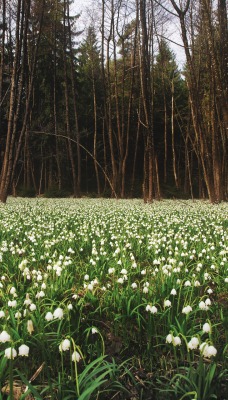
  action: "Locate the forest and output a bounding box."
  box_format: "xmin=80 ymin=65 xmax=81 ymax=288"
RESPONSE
xmin=0 ymin=0 xmax=227 ymax=203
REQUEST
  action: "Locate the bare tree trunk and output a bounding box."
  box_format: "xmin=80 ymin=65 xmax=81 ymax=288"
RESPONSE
xmin=66 ymin=1 xmax=81 ymax=195
xmin=0 ymin=0 xmax=23 ymax=202
xmin=171 ymin=78 xmax=178 ymax=188
xmin=0 ymin=0 xmax=6 ymax=130
xmin=63 ymin=0 xmax=79 ymax=197
xmin=138 ymin=0 xmax=157 ymax=202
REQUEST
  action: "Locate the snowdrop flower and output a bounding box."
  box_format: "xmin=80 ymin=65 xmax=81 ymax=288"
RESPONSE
xmin=143 ymin=286 xmax=149 ymax=293
xmin=170 ymin=289 xmax=177 ymax=295
xmin=141 ymin=270 xmax=146 ymax=275
xmin=36 ymin=291 xmax=45 ymax=299
xmin=10 ymin=287 xmax=17 ymax=295
xmin=205 ymin=298 xmax=211 ymax=306
xmin=173 ymin=336 xmax=181 ymax=346
xmin=207 ymin=288 xmax=213 ymax=294
xmin=120 ymin=268 xmax=127 ymax=275
xmin=225 ymin=277 xmax=228 ymax=283
xmin=59 ymin=339 xmax=71 ymax=352
xmin=166 ymin=334 xmax=173 ymax=343
xmin=87 ymin=283 xmax=94 ymax=291
xmin=18 ymin=344 xmax=29 ymax=357
xmin=200 ymin=343 xmax=217 ymax=358
xmin=206 ymin=345 xmax=217 ymax=358
xmin=45 ymin=312 xmax=53 ymax=321
xmin=67 ymin=303 xmax=73 ymax=310
xmin=194 ymin=280 xmax=201 ymax=287
xmin=92 ymin=327 xmax=98 ymax=334
xmin=184 ymin=280 xmax=191 ymax=287
xmin=15 ymin=311 xmax=22 ymax=319
xmin=29 ymin=303 xmax=37 ymax=312
xmin=108 ymin=267 xmax=115 ymax=274
xmin=8 ymin=300 xmax=17 ymax=308
xmin=164 ymin=300 xmax=171 ymax=308
xmin=0 ymin=310 xmax=5 ymax=318
xmin=53 ymin=307 xmax=64 ymax=319
xmin=24 ymin=295 xmax=32 ymax=306
xmin=199 ymin=301 xmax=208 ymax=310
xmin=84 ymin=274 xmax=89 ymax=281
xmin=131 ymin=282 xmax=137 ymax=289
xmin=27 ymin=320 xmax=34 ymax=335
xmin=72 ymin=351 xmax=81 ymax=362
xmin=117 ymin=277 xmax=124 ymax=284
xmin=5 ymin=347 xmax=17 ymax=359
xmin=182 ymin=305 xmax=192 ymax=314
xmin=202 ymin=322 xmax=211 ymax=333
xmin=187 ymin=337 xmax=199 ymax=350
xmin=146 ymin=305 xmax=158 ymax=314
xmin=0 ymin=330 xmax=11 ymax=343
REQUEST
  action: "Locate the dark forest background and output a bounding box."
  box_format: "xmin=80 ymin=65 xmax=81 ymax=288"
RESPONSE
xmin=0 ymin=0 xmax=227 ymax=203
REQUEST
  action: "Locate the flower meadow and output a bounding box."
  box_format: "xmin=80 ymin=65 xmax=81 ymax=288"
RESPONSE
xmin=0 ymin=198 xmax=227 ymax=400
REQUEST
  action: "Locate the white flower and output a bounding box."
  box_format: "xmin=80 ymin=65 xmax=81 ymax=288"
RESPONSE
xmin=225 ymin=277 xmax=228 ymax=283
xmin=170 ymin=289 xmax=177 ymax=295
xmin=143 ymin=286 xmax=149 ymax=294
xmin=5 ymin=347 xmax=17 ymax=359
xmin=131 ymin=282 xmax=137 ymax=289
xmin=84 ymin=274 xmax=89 ymax=281
xmin=36 ymin=291 xmax=45 ymax=299
xmin=184 ymin=280 xmax=191 ymax=287
xmin=205 ymin=298 xmax=211 ymax=306
xmin=59 ymin=339 xmax=71 ymax=352
xmin=8 ymin=300 xmax=17 ymax=308
xmin=199 ymin=301 xmax=208 ymax=310
xmin=0 ymin=330 xmax=11 ymax=343
xmin=117 ymin=277 xmax=124 ymax=284
xmin=202 ymin=322 xmax=211 ymax=333
xmin=146 ymin=305 xmax=157 ymax=314
xmin=15 ymin=311 xmax=22 ymax=319
xmin=10 ymin=287 xmax=17 ymax=295
xmin=206 ymin=345 xmax=217 ymax=358
xmin=53 ymin=307 xmax=64 ymax=319
xmin=29 ymin=303 xmax=37 ymax=312
xmin=164 ymin=300 xmax=171 ymax=308
xmin=207 ymin=288 xmax=213 ymax=294
xmin=187 ymin=337 xmax=199 ymax=350
xmin=108 ymin=268 xmax=115 ymax=274
xmin=45 ymin=312 xmax=53 ymax=321
xmin=120 ymin=268 xmax=127 ymax=274
xmin=24 ymin=296 xmax=32 ymax=306
xmin=194 ymin=280 xmax=201 ymax=287
xmin=27 ymin=320 xmax=34 ymax=334
xmin=173 ymin=336 xmax=181 ymax=346
xmin=67 ymin=303 xmax=73 ymax=310
xmin=92 ymin=327 xmax=98 ymax=334
xmin=0 ymin=310 xmax=5 ymax=318
xmin=200 ymin=343 xmax=217 ymax=358
xmin=72 ymin=351 xmax=81 ymax=362
xmin=166 ymin=333 xmax=173 ymax=343
xmin=18 ymin=344 xmax=29 ymax=357
xmin=182 ymin=305 xmax=192 ymax=314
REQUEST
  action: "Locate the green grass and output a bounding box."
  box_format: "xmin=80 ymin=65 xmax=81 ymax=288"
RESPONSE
xmin=0 ymin=198 xmax=227 ymax=399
